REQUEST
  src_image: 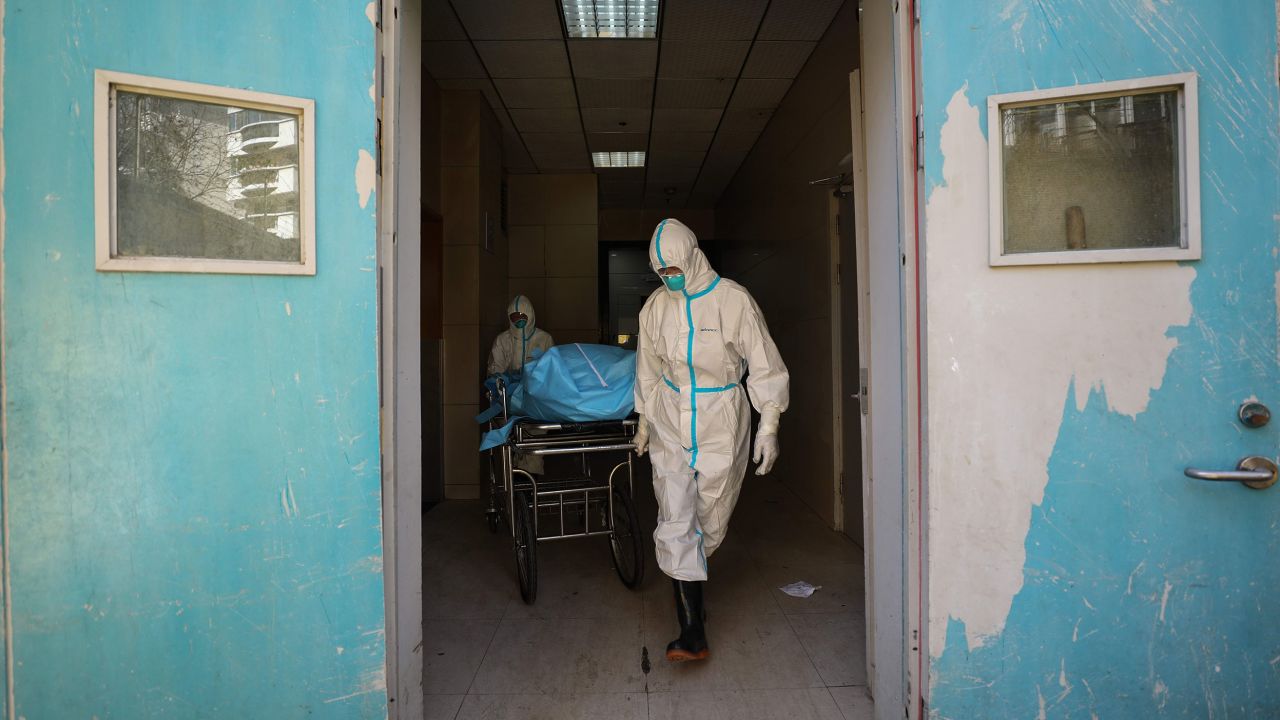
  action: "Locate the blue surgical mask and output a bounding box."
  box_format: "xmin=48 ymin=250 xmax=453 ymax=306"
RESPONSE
xmin=662 ymin=274 xmax=686 ymax=291
xmin=513 ymin=318 xmax=528 ymax=329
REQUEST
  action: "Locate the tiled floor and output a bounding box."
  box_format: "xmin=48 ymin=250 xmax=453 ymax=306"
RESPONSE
xmin=424 ymin=473 xmax=873 ymax=720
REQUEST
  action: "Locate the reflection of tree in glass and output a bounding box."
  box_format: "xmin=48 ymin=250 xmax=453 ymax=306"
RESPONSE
xmin=115 ymin=92 xmax=237 ymax=209
xmin=113 ymin=91 xmax=302 ymax=262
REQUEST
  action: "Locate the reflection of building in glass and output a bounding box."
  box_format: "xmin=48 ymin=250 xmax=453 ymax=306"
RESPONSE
xmin=113 ymin=91 xmax=302 ymax=262
xmin=226 ymin=108 xmax=300 ymax=240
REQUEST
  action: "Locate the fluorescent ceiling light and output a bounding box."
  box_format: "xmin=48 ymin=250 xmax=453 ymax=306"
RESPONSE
xmin=564 ymin=1 xmax=659 ymax=39
xmin=592 ymin=151 xmax=646 ymax=168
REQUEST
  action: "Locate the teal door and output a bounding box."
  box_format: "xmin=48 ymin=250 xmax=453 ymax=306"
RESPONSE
xmin=3 ymin=2 xmax=386 ymax=717
xmin=919 ymin=1 xmax=1280 ymax=717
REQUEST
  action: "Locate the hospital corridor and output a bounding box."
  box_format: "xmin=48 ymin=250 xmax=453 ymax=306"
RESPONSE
xmin=415 ymin=0 xmax=876 ymax=717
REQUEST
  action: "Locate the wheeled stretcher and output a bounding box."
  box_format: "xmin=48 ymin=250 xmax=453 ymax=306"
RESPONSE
xmin=483 ymin=376 xmax=646 ymax=603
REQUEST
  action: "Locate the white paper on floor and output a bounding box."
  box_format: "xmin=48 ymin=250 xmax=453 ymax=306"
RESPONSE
xmin=779 ymin=581 xmax=822 ymax=598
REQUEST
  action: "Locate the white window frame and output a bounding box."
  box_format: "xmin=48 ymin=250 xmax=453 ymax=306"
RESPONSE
xmin=94 ymin=70 xmax=317 ymax=275
xmin=987 ymin=72 xmax=1200 ymax=267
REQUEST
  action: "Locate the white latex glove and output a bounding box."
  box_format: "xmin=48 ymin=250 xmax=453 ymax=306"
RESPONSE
xmin=633 ymin=415 xmax=650 ymax=456
xmin=753 ymin=404 xmax=782 ymax=475
xmin=753 ymin=433 xmax=779 ymax=475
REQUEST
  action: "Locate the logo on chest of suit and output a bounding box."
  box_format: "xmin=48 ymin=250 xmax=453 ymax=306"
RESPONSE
xmin=698 ymin=327 xmax=719 ymax=333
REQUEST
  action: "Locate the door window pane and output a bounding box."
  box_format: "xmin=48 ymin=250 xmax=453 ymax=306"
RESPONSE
xmin=998 ymin=88 xmax=1184 ymax=256
xmin=114 ymin=89 xmax=303 ymax=263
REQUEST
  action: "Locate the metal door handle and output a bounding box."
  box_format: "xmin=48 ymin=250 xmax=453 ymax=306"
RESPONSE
xmin=1184 ymin=456 xmax=1278 ymax=490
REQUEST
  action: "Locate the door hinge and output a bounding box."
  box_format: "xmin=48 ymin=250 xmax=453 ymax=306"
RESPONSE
xmin=859 ymin=368 xmax=869 ymax=415
xmin=836 ymin=262 xmax=842 ymax=286
xmin=914 ymin=106 xmax=924 ymax=170
xmin=376 ymin=117 xmax=383 ymax=177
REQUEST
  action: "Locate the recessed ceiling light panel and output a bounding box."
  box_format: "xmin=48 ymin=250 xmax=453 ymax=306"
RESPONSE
xmin=564 ymin=1 xmax=659 ymax=39
xmin=592 ymin=151 xmax=647 ymax=168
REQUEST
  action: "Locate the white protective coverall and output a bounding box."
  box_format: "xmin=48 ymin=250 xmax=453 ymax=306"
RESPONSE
xmin=635 ymin=219 xmax=790 ymax=581
xmin=488 ymin=295 xmax=555 ymax=475
xmin=487 ymin=295 xmax=555 ymax=376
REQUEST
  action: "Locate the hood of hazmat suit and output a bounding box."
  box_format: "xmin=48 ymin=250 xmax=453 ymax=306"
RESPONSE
xmin=635 ymin=218 xmax=790 ymax=581
xmin=487 ymin=294 xmax=555 ymax=376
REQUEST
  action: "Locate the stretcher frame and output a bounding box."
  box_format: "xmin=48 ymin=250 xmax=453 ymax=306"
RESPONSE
xmin=483 ymin=376 xmax=645 ymax=603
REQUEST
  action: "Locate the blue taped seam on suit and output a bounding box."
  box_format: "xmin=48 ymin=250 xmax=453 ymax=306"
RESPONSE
xmin=655 ymin=219 xmax=669 ymax=267
xmin=515 ymin=296 xmax=528 ymax=371
xmin=680 ymin=275 xmax=721 ymax=469
xmin=664 ymin=376 xmax=735 ymax=394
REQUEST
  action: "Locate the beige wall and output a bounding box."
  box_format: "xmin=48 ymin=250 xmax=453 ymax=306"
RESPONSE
xmin=506 ymin=174 xmax=600 ymax=346
xmin=599 ymin=208 xmax=716 ymax=245
xmin=714 ymin=2 xmax=860 ymax=528
xmin=441 ymin=90 xmax=507 ymax=500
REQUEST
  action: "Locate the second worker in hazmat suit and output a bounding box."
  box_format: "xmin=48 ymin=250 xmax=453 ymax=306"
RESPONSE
xmin=632 ymin=218 xmax=790 ymax=663
xmin=487 ymin=294 xmax=554 ymax=377
xmin=488 ymin=295 xmax=555 ymax=474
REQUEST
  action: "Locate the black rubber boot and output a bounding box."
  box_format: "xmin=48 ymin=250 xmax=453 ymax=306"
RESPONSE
xmin=666 ymin=579 xmax=710 ymax=662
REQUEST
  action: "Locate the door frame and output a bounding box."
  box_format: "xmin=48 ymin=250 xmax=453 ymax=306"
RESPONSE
xmin=858 ymin=1 xmax=923 ymax=719
xmin=376 ymin=0 xmax=426 ymax=717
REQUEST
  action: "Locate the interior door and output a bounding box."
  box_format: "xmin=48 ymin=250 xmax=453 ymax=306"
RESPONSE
xmin=3 ymin=3 xmax=390 ymax=718
xmin=917 ymin=3 xmax=1280 ymax=718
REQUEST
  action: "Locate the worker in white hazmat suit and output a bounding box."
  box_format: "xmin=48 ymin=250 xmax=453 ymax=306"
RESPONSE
xmin=488 ymin=295 xmax=555 ymax=474
xmin=632 ymin=218 xmax=789 ymax=662
xmin=487 ymin=295 xmax=555 ymax=377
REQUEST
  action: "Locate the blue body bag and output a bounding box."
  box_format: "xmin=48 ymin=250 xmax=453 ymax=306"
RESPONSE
xmin=478 ymin=343 xmax=636 ymax=450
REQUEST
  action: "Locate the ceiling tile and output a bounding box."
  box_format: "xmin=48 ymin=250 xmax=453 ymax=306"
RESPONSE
xmin=650 ymin=132 xmax=714 ymax=154
xmin=646 ymin=166 xmax=701 ymax=185
xmin=757 ymin=0 xmax=844 ymax=41
xmin=451 ymin=0 xmax=564 ymax=40
xmin=643 ymin=190 xmax=690 ymax=209
xmin=436 ymin=78 xmax=504 ymax=109
xmin=523 ymin=132 xmax=588 ymax=155
xmin=652 ymin=108 xmax=723 ymax=134
xmin=587 ymin=132 xmax=649 ymax=152
xmin=701 ymin=151 xmax=748 ymax=174
xmin=709 ymin=128 xmax=762 ymax=155
xmin=532 ymin=151 xmax=591 ymax=171
xmin=742 ymin=42 xmax=817 ymax=79
xmin=728 ymin=79 xmax=794 ymax=109
xmin=719 ymin=107 xmax=774 ymax=135
xmin=661 ymin=0 xmax=770 ymax=40
xmin=658 ymin=41 xmax=750 ymax=79
xmin=495 ymin=79 xmax=578 ymax=109
xmin=424 ymin=41 xmax=488 ymax=79
xmin=597 ymin=168 xmax=647 ymax=187
xmin=655 ymin=78 xmax=734 ymax=109
xmin=510 ymin=108 xmax=582 ymax=134
xmin=581 ymin=108 xmax=651 ymax=133
xmin=424 ymin=0 xmax=468 ymax=40
xmin=569 ymin=40 xmax=659 ymax=78
xmin=648 ymin=149 xmax=706 ymax=168
xmin=600 ymin=192 xmax=645 ymax=209
xmin=474 ymin=41 xmax=571 ymax=78
xmin=576 ymin=78 xmax=654 ymax=108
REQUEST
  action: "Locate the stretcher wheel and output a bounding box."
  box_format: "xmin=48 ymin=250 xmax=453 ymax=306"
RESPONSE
xmin=486 ymin=509 xmax=501 ymax=534
xmin=513 ymin=491 xmax=538 ymax=604
xmin=609 ymin=488 xmax=645 ymax=590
